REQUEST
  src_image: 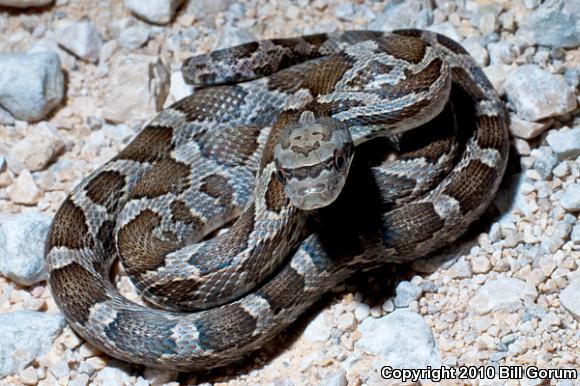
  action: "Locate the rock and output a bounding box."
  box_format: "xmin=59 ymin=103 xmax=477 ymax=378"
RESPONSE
xmin=560 ymin=183 xmax=580 ymax=212
xmin=0 ymin=311 xmax=64 ymax=377
xmin=183 ymin=0 xmax=234 ymax=26
xmin=469 ymin=2 xmax=502 ymax=35
xmin=461 ymin=37 xmax=488 ymax=67
xmin=487 ymin=41 xmax=518 ymax=65
xmin=93 ymin=366 xmax=132 ymax=386
xmin=0 ymin=212 xmax=51 ymax=286
xmin=508 ymin=114 xmax=551 ymax=139
xmin=320 ymin=369 xmax=347 ymax=386
xmin=0 ymin=52 xmax=64 ymax=121
xmin=216 ymin=27 xmax=256 ymax=50
xmin=368 ymin=0 xmax=433 ymax=31
xmin=7 ymin=122 xmax=65 ymax=174
xmin=504 ymin=65 xmax=577 ymax=121
xmin=546 ymin=127 xmax=580 ymax=160
xmin=394 ymin=281 xmax=423 ymax=308
xmin=303 ymin=311 xmax=331 ymax=342
xmin=354 ymin=303 xmax=370 ymax=321
xmin=482 ymin=64 xmax=511 ymax=96
xmin=427 ymin=22 xmax=461 ymax=42
xmin=125 ymin=0 xmax=185 ymax=25
xmin=8 ymin=170 xmax=42 ymax=205
xmin=449 ymin=259 xmax=472 ymax=279
xmin=102 ymin=54 xmax=169 ymax=123
xmin=471 ymin=256 xmax=492 ymax=274
xmin=469 ymin=278 xmax=535 ymax=315
xmin=356 ymin=309 xmax=441 ymax=368
xmin=521 ymin=0 xmax=580 ymax=48
xmin=56 ymin=19 xmax=103 ymax=63
xmin=571 ymin=224 xmax=580 ymax=245
xmin=560 ymin=279 xmax=580 ymax=321
xmin=531 ymin=147 xmax=558 ymax=179
xmin=118 ymin=25 xmax=150 ymax=50
xmin=0 ymin=0 xmax=53 ymax=7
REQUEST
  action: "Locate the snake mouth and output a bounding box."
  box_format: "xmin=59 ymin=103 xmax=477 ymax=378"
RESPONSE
xmin=290 ymin=187 xmax=339 ymax=210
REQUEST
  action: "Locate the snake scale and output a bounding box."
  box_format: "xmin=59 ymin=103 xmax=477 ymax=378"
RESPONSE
xmin=45 ymin=29 xmax=509 ymax=371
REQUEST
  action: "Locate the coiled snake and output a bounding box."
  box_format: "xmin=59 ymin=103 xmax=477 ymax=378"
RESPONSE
xmin=45 ymin=29 xmax=509 ymax=370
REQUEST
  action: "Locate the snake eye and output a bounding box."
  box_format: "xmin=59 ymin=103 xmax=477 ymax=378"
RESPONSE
xmin=334 ymin=150 xmax=346 ymax=170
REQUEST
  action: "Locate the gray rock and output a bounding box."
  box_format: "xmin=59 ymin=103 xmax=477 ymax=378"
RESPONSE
xmin=531 ymin=147 xmax=558 ymax=179
xmin=7 ymin=121 xmax=66 ymax=174
xmin=356 ymin=309 xmax=441 ymax=369
xmin=560 ymin=279 xmax=580 ymax=321
xmin=504 ymin=65 xmax=577 ymax=121
xmin=183 ymin=0 xmax=234 ymax=26
xmin=368 ymin=0 xmax=433 ymax=31
xmin=125 ymin=0 xmax=184 ymax=25
xmin=521 ymin=0 xmax=580 ymax=48
xmin=394 ymin=281 xmax=423 ymax=308
xmin=571 ymin=224 xmax=580 ymax=245
xmin=487 ymin=41 xmax=518 ymax=65
xmin=546 ymin=127 xmax=580 ymax=160
xmin=216 ymin=27 xmax=256 ymax=50
xmin=303 ymin=311 xmax=331 ymax=342
xmin=320 ymin=369 xmax=347 ymax=386
xmin=102 ymin=54 xmax=169 ymax=123
xmin=56 ymin=19 xmax=102 ymax=63
xmin=482 ymin=64 xmax=511 ymax=96
xmin=118 ymin=25 xmax=150 ymax=50
xmin=508 ymin=114 xmax=551 ymax=139
xmin=0 ymin=0 xmax=53 ymax=7
xmin=0 ymin=52 xmax=64 ymax=121
xmin=0 ymin=212 xmax=52 ymax=286
xmin=461 ymin=37 xmax=488 ymax=67
xmin=0 ymin=311 xmax=64 ymax=377
xmin=560 ymin=183 xmax=580 ymax=212
xmin=469 ymin=278 xmax=535 ymax=315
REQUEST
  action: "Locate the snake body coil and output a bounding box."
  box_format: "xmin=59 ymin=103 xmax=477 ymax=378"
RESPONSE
xmin=46 ymin=30 xmax=509 ymax=370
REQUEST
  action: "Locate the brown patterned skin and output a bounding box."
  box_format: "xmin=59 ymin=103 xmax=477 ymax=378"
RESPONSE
xmin=45 ymin=30 xmax=509 ymax=371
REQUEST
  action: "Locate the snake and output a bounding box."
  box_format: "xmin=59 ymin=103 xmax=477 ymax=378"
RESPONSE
xmin=45 ymin=29 xmax=509 ymax=371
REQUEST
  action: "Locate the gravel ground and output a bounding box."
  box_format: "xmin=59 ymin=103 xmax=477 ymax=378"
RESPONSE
xmin=0 ymin=0 xmax=579 ymax=385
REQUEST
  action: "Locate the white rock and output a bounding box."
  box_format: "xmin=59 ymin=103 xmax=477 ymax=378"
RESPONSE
xmin=320 ymin=369 xmax=347 ymax=386
xmin=356 ymin=309 xmax=441 ymax=369
xmin=216 ymin=27 xmax=256 ymax=50
xmin=7 ymin=122 xmax=65 ymax=174
xmin=571 ymin=224 xmax=580 ymax=245
xmin=482 ymin=64 xmax=511 ymax=96
xmin=546 ymin=127 xmax=580 ymax=160
xmin=102 ymin=54 xmax=170 ymax=123
xmin=469 ymin=277 xmax=535 ymax=315
xmin=8 ymin=170 xmax=42 ymax=205
xmin=0 ymin=0 xmax=53 ymax=7
xmin=504 ymin=65 xmax=577 ymax=121
xmin=125 ymin=0 xmax=184 ymax=25
xmin=0 ymin=311 xmax=64 ymax=377
xmin=521 ymin=0 xmax=580 ymax=48
xmin=56 ymin=19 xmax=103 ymax=63
xmin=0 ymin=52 xmax=64 ymax=121
xmin=560 ymin=183 xmax=580 ymax=212
xmin=118 ymin=25 xmax=150 ymax=50
xmin=168 ymin=71 xmax=193 ymax=105
xmin=303 ymin=311 xmax=331 ymax=342
xmin=354 ymin=303 xmax=370 ymax=321
xmin=461 ymin=37 xmax=488 ymax=67
xmin=93 ymin=366 xmax=132 ymax=386
xmin=509 ymin=114 xmax=551 ymax=139
xmin=394 ymin=281 xmax=423 ymax=308
xmin=368 ymin=0 xmax=432 ymax=31
xmin=0 ymin=212 xmax=51 ymax=285
xmin=560 ymin=279 xmax=580 ymax=321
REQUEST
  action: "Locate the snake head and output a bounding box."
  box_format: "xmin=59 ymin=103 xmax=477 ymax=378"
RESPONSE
xmin=274 ymin=111 xmax=354 ymax=210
